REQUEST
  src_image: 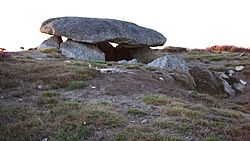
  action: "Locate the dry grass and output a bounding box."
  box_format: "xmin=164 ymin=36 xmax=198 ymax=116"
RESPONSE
xmin=40 ymin=48 xmax=59 ymax=54
xmin=153 ymin=118 xmax=191 ymax=132
xmin=114 ymin=128 xmax=181 ymax=141
xmin=1 ymin=51 xmax=250 ymax=141
xmin=211 ymin=108 xmax=242 ymax=119
xmin=66 ymin=80 xmax=87 ymax=90
xmin=164 ymin=106 xmax=204 ymax=118
xmin=208 ymin=57 xmax=225 ymax=61
xmin=128 ymin=108 xmax=149 ymax=116
xmin=0 ymin=57 xmax=98 ymax=93
xmin=142 ymin=95 xmax=169 ymax=106
xmin=202 ymin=136 xmax=221 ymax=141
xmin=0 ymin=93 xmax=126 ymax=141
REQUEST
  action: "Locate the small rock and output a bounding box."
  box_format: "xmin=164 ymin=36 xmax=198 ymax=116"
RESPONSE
xmin=90 ymin=85 xmax=96 ymax=89
xmin=159 ymin=77 xmax=164 ymax=81
xmin=240 ymin=79 xmax=247 ymax=85
xmin=64 ymin=60 xmax=71 ymax=64
xmin=118 ymin=59 xmax=138 ymax=64
xmin=141 ymin=119 xmax=148 ymax=124
xmin=38 ymin=85 xmax=43 ymax=89
xmin=98 ymin=68 xmax=130 ymax=74
xmin=225 ymin=70 xmax=235 ymax=77
xmin=233 ymin=83 xmax=245 ymax=94
xmin=235 ymin=66 xmax=244 ymax=71
xmin=18 ymin=98 xmax=22 ymax=102
xmin=221 ymin=73 xmax=229 ymax=79
xmin=42 ymin=138 xmax=48 ymax=141
xmin=239 ymin=53 xmax=246 ymax=57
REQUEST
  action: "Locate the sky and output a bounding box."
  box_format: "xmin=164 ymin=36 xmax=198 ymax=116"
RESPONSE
xmin=0 ymin=0 xmax=249 ymax=51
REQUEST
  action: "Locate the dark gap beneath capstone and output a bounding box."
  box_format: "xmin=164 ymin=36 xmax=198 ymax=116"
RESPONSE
xmin=96 ymin=42 xmax=134 ymax=61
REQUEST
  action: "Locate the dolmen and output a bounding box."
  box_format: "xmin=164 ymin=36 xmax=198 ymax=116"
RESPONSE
xmin=38 ymin=17 xmax=166 ymax=62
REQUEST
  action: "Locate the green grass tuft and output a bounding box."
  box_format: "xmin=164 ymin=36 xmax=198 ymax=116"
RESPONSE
xmin=144 ymin=66 xmax=158 ymax=71
xmin=142 ymin=95 xmax=167 ymax=106
xmin=115 ymin=129 xmax=181 ymax=141
xmin=66 ymin=81 xmax=87 ymax=90
xmin=42 ymin=90 xmax=60 ymax=97
xmin=165 ymin=106 xmax=204 ymax=118
xmin=55 ymin=125 xmax=94 ymax=141
xmin=202 ymin=136 xmax=221 ymax=141
xmin=211 ymin=108 xmax=242 ymax=118
xmin=153 ymin=119 xmax=191 ymax=132
xmin=128 ymin=108 xmax=149 ymax=116
xmin=208 ymin=57 xmax=225 ymax=61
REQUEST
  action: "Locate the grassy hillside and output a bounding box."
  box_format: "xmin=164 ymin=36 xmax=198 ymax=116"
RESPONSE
xmin=0 ymin=50 xmax=250 ymax=141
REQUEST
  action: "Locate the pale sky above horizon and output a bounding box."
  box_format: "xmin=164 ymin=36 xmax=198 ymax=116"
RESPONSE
xmin=0 ymin=0 xmax=249 ymax=51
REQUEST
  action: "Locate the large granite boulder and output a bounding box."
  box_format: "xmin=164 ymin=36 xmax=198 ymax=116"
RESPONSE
xmin=147 ymin=55 xmax=190 ymax=73
xmin=40 ymin=17 xmax=166 ymax=47
xmin=60 ymin=40 xmax=105 ymax=61
xmin=38 ymin=35 xmax=62 ymax=50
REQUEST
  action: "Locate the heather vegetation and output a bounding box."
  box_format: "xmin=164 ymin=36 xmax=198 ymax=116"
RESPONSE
xmin=206 ymin=45 xmax=250 ymax=52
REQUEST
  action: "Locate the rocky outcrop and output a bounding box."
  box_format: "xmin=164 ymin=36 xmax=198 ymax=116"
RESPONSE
xmin=219 ymin=68 xmax=247 ymax=96
xmin=189 ymin=64 xmax=227 ymax=97
xmin=188 ymin=64 xmax=247 ymax=97
xmin=147 ymin=55 xmax=196 ymax=89
xmin=40 ymin=17 xmax=166 ymax=47
xmin=60 ymin=40 xmax=105 ymax=61
xmin=38 ymin=35 xmax=62 ymax=50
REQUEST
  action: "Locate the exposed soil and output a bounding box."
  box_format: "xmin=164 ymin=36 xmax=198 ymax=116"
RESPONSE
xmin=0 ymin=50 xmax=250 ymax=141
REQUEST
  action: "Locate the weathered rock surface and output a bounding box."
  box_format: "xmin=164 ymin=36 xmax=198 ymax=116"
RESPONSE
xmin=40 ymin=17 xmax=166 ymax=46
xmin=147 ymin=55 xmax=189 ymax=73
xmin=220 ymin=67 xmax=247 ymax=96
xmin=189 ymin=64 xmax=226 ymax=97
xmin=38 ymin=35 xmax=62 ymax=50
xmin=60 ymin=40 xmax=105 ymax=61
xmin=221 ymin=78 xmax=236 ymax=96
xmin=148 ymin=55 xmax=196 ymax=89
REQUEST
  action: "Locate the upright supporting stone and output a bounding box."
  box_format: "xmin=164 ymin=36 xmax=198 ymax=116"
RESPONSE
xmin=60 ymin=40 xmax=105 ymax=61
xmin=38 ymin=35 xmax=63 ymax=51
